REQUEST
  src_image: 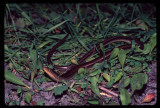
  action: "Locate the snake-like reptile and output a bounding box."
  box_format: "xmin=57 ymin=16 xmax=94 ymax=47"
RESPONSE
xmin=43 ymin=34 xmax=144 ymax=82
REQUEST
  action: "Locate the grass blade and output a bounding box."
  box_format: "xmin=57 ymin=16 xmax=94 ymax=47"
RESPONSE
xmin=42 ymin=19 xmax=70 ymax=35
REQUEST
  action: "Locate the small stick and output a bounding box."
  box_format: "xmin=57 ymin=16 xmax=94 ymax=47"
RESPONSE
xmin=99 ymin=85 xmax=118 ymax=97
xmin=70 ymin=80 xmax=76 ymax=88
xmin=100 ymin=92 xmax=112 ymax=98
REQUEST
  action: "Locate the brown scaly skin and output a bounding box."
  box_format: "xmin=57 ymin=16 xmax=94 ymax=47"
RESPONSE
xmin=44 ymin=34 xmax=144 ymax=82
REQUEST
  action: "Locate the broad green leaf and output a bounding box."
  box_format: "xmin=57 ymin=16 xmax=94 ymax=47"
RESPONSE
xmin=90 ymin=77 xmax=98 ymax=86
xmin=87 ymin=100 xmax=99 ymax=105
xmin=4 ymin=44 xmax=9 ymax=51
xmin=150 ymin=33 xmax=157 ymax=54
xmin=114 ymin=72 xmax=123 ymax=83
xmin=5 ymin=70 xmax=29 ymax=87
xmin=128 ymin=66 xmax=143 ymax=73
xmin=42 ymin=19 xmax=69 ymax=35
xmin=78 ymin=68 xmax=85 ymax=74
xmin=117 ymin=79 xmax=125 ymax=90
xmin=25 ymin=92 xmax=31 ymax=104
xmin=136 ymin=82 xmax=143 ymax=90
xmin=129 ymin=56 xmax=144 ymax=61
xmin=109 ymin=48 xmax=119 ymax=59
xmin=139 ymin=73 xmax=148 ymax=84
xmin=87 ymin=97 xmax=99 ymax=105
xmin=90 ymin=77 xmax=100 ymax=97
xmin=93 ymin=63 xmax=102 ymax=69
xmin=54 ymin=85 xmax=70 ymax=96
xmin=103 ymin=73 xmax=110 ymax=82
xmin=124 ymin=78 xmax=130 ymax=87
xmin=89 ymin=69 xmax=99 ymax=76
xmin=130 ymin=76 xmax=137 ymax=92
xmin=124 ymin=66 xmax=129 ymax=71
xmin=142 ymin=43 xmax=151 ymax=54
xmin=17 ymin=86 xmax=22 ymax=94
xmin=130 ymin=73 xmax=148 ymax=92
xmin=120 ymin=88 xmax=131 ymax=105
xmin=118 ymin=49 xmax=126 ymax=69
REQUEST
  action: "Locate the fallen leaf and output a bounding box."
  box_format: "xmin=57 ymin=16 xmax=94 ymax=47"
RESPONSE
xmin=54 ymin=28 xmax=61 ymax=33
xmin=71 ymin=59 xmax=78 ymax=65
xmin=34 ymin=89 xmax=39 ymax=92
xmin=15 ymin=18 xmax=25 ymax=28
xmin=74 ymin=16 xmax=77 ymax=23
xmin=13 ymin=91 xmax=17 ymax=95
xmin=101 ymin=81 xmax=107 ymax=85
xmin=142 ymin=93 xmax=155 ymax=103
xmin=76 ymin=86 xmax=81 ymax=92
xmin=136 ymin=19 xmax=148 ymax=31
xmin=31 ymin=101 xmax=37 ymax=106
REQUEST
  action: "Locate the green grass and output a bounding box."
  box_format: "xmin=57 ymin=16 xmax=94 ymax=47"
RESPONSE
xmin=4 ymin=3 xmax=156 ymax=105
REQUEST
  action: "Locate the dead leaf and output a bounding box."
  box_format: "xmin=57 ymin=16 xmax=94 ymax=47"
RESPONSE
xmin=142 ymin=93 xmax=155 ymax=103
xmin=76 ymin=86 xmax=81 ymax=92
xmin=71 ymin=59 xmax=78 ymax=65
xmin=31 ymin=101 xmax=37 ymax=106
xmin=74 ymin=16 xmax=77 ymax=23
xmin=15 ymin=18 xmax=25 ymax=28
xmin=54 ymin=28 xmax=61 ymax=33
xmin=136 ymin=19 xmax=148 ymax=31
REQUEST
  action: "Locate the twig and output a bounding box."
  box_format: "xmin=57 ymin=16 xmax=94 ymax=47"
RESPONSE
xmin=100 ymin=92 xmax=112 ymax=98
xmin=99 ymin=85 xmax=118 ymax=97
xmin=70 ymin=80 xmax=76 ymax=88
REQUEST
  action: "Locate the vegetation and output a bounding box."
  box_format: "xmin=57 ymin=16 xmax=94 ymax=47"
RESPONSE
xmin=4 ymin=3 xmax=156 ymax=105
